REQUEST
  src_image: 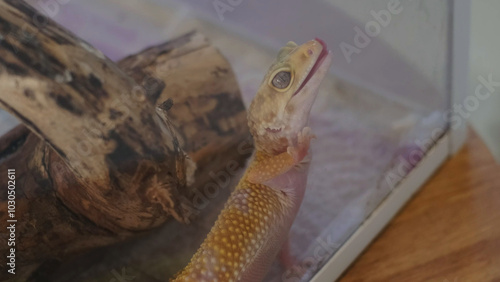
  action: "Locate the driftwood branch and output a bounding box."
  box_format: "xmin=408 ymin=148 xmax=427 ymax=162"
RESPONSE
xmin=0 ymin=0 xmax=182 ymax=231
xmin=0 ymin=0 xmax=250 ymax=275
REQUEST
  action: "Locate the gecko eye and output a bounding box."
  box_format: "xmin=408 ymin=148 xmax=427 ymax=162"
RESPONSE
xmin=272 ymin=71 xmax=292 ymax=89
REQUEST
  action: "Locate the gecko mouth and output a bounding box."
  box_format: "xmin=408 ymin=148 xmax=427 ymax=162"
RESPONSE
xmin=265 ymin=127 xmax=282 ymax=133
xmin=293 ymin=38 xmax=329 ymax=96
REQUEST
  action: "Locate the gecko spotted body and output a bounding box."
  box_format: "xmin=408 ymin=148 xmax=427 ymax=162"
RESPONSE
xmin=173 ymin=38 xmax=332 ymax=282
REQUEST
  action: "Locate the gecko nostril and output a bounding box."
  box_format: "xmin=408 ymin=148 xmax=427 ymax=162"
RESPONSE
xmin=307 ymin=49 xmax=314 ymax=56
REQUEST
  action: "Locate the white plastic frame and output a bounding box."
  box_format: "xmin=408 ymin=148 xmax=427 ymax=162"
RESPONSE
xmin=310 ymin=1 xmax=470 ymax=281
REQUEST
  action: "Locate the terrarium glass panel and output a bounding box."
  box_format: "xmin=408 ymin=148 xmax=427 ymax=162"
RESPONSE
xmin=0 ymin=0 xmax=451 ymax=281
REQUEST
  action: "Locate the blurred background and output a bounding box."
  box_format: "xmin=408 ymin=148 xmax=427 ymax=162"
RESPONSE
xmin=469 ymin=0 xmax=500 ymax=163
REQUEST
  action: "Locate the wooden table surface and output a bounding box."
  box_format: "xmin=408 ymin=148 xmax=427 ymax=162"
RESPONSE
xmin=339 ymin=130 xmax=500 ymax=282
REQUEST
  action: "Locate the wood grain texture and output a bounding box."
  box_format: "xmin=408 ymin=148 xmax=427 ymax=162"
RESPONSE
xmin=0 ymin=0 xmax=250 ymax=277
xmin=0 ymin=0 xmax=182 ymax=231
xmin=339 ymin=130 xmax=500 ymax=282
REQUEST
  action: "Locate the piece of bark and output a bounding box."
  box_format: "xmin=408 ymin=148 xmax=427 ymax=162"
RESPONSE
xmin=0 ymin=0 xmax=183 ymax=232
xmin=118 ymin=33 xmax=252 ymax=216
xmin=0 ymin=0 xmax=250 ymax=276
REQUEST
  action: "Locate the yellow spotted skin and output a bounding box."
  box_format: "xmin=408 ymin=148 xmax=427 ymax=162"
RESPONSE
xmin=247 ymin=149 xmax=297 ymax=184
xmin=172 ymin=151 xmax=301 ymax=282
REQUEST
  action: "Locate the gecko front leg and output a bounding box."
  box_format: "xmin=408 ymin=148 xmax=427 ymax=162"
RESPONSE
xmin=288 ymin=126 xmax=315 ymax=166
xmin=247 ymin=127 xmax=315 ymax=185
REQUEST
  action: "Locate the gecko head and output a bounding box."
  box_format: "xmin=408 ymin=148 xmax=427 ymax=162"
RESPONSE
xmin=248 ymin=38 xmax=332 ymax=154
